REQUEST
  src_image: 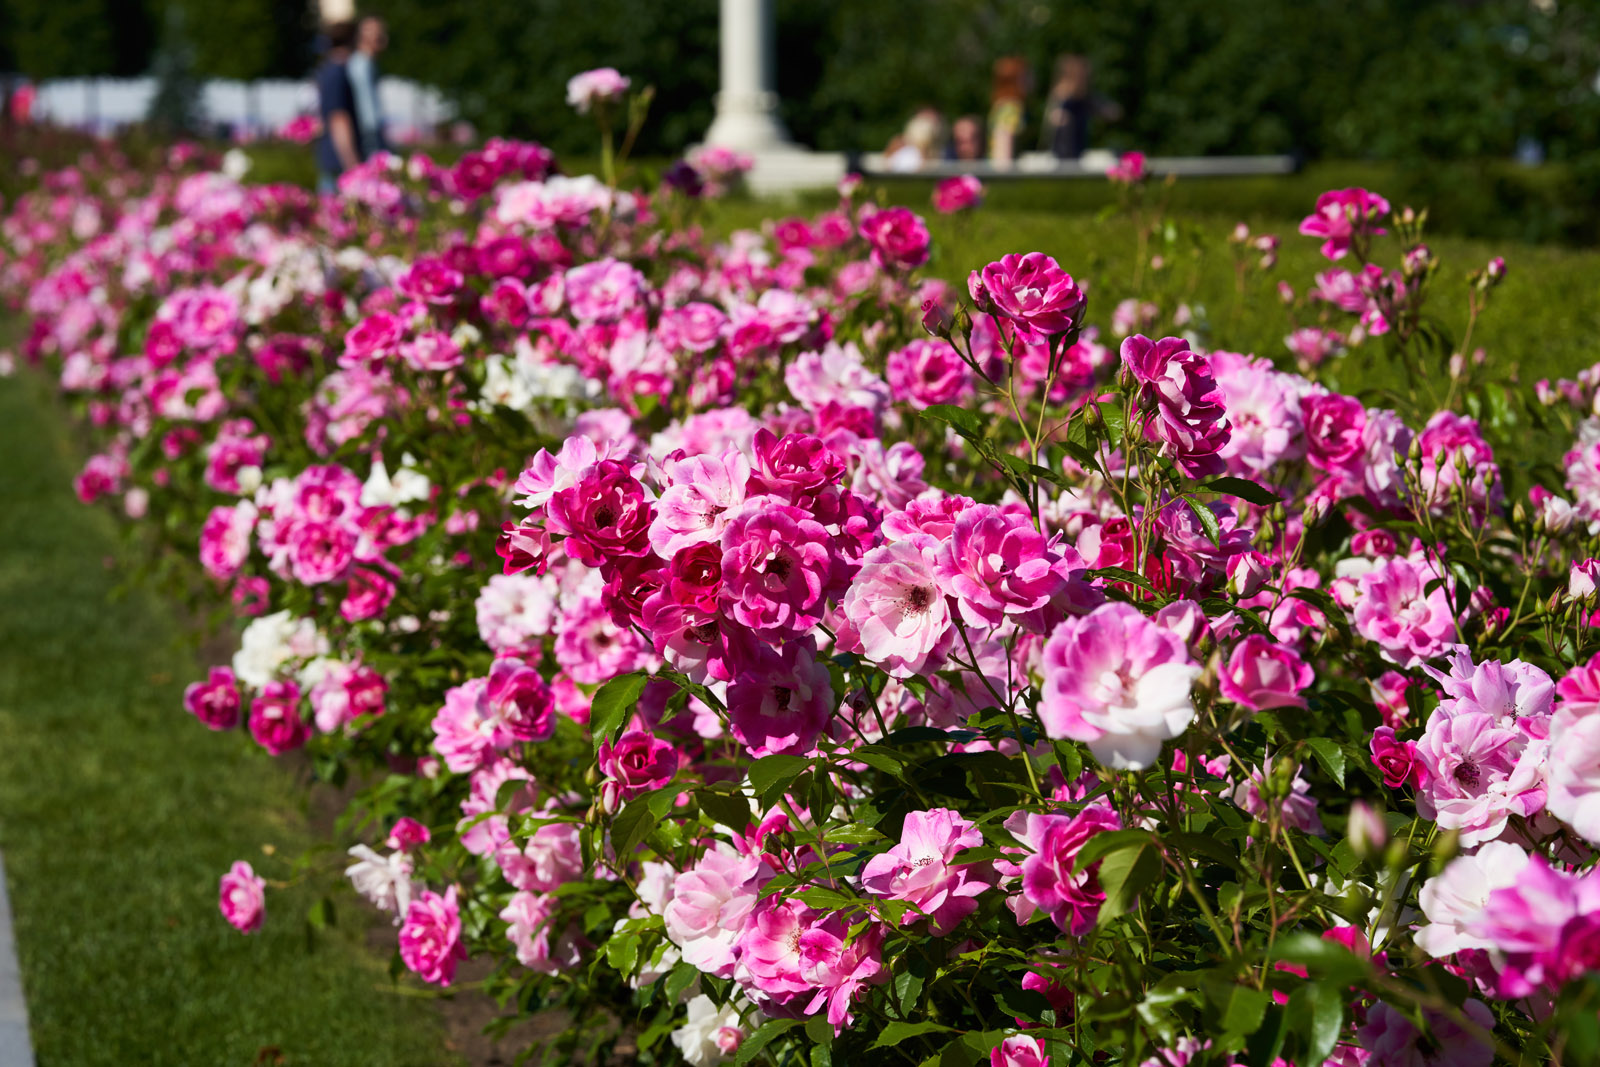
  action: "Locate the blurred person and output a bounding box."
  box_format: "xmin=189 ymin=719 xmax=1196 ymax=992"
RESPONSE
xmin=886 ymin=108 xmax=948 ymax=172
xmin=314 ymin=21 xmax=363 ymax=194
xmin=950 ymin=115 xmax=985 ymax=161
xmin=348 ymin=15 xmax=390 ymax=158
xmin=988 ymin=57 xmax=1030 ymax=167
xmin=1041 ymin=54 xmax=1122 ymax=161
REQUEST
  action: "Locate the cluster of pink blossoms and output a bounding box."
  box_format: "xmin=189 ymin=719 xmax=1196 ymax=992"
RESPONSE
xmin=17 ymin=125 xmax=1600 ymax=1063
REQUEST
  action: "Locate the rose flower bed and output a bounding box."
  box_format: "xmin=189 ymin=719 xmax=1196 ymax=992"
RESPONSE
xmin=8 ymin=71 xmax=1600 ymax=1066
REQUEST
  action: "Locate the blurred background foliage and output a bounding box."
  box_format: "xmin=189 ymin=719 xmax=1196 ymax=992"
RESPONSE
xmin=4 ymin=0 xmax=1600 ymax=242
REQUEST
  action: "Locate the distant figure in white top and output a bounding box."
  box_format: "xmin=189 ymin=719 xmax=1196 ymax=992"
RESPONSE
xmin=348 ymin=15 xmax=389 ymax=158
xmin=885 ymin=108 xmax=948 ymax=173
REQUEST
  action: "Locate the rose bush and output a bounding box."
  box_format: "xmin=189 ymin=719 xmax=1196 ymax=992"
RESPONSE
xmin=7 ymin=74 xmax=1600 ymax=1066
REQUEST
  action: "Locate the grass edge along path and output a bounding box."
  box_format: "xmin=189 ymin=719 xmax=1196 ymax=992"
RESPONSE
xmin=0 ymin=370 xmax=458 ymax=1066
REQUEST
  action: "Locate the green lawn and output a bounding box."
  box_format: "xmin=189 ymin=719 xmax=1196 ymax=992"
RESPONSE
xmin=0 ymin=371 xmax=456 ymax=1066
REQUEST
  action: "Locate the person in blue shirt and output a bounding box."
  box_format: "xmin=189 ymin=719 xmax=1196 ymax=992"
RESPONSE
xmin=348 ymin=16 xmax=389 ymax=159
xmin=314 ymin=21 xmax=363 ymax=195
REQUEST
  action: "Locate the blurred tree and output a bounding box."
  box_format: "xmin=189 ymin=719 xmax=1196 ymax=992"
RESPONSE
xmin=146 ymin=2 xmax=201 ymax=134
xmin=368 ymin=0 xmax=718 ymax=156
xmin=3 ymin=0 xmax=116 ymax=78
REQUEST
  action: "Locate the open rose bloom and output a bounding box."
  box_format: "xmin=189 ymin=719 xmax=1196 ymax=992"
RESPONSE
xmin=18 ymin=111 xmax=1600 ymax=1062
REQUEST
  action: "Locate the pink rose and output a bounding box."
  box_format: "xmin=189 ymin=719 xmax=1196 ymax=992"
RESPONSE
xmin=398 ymin=886 xmax=467 ymax=986
xmin=184 ymin=665 xmax=241 ymax=731
xmin=340 ymin=567 xmax=396 ymax=622
xmin=968 ymin=252 xmax=1086 ymax=339
xmin=860 ymin=807 xmax=996 ymax=934
xmin=218 ymin=860 xmax=266 ymax=934
xmin=1218 ymin=634 xmax=1313 ymax=711
xmin=932 ymin=175 xmax=983 ymax=214
xmin=992 ymin=1035 xmax=1048 ymax=1067
xmin=1299 ymin=187 xmax=1391 ymax=260
xmin=885 ymin=339 xmax=972 ymax=409
xmin=597 ymin=729 xmax=681 ymax=809
xmin=387 ymin=817 xmax=431 ymax=851
xmin=858 ymin=206 xmax=931 ymax=271
xmin=249 ymin=680 xmax=309 ymax=755
xmin=1369 ymin=726 xmax=1424 ymax=789
xmin=1008 ymin=804 xmax=1122 ymax=935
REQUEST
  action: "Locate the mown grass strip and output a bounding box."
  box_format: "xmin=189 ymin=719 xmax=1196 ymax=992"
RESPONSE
xmin=0 ymin=371 xmax=455 ymax=1066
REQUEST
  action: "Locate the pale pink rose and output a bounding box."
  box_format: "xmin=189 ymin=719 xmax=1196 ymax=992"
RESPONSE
xmin=218 ymin=860 xmax=266 ymax=933
xmin=991 ymin=1035 xmax=1047 ymax=1067
xmin=1414 ymin=841 xmax=1531 ymax=957
xmin=1357 ymin=998 xmax=1492 ymax=1067
xmin=663 ymin=844 xmax=766 ymax=977
xmin=501 ymin=891 xmax=586 ymax=973
xmin=840 ymin=541 xmax=952 ymax=678
xmin=1039 ymin=602 xmax=1199 ymax=769
xmin=1546 ymin=704 xmax=1600 ymax=843
xmin=859 ymin=808 xmax=996 ymax=934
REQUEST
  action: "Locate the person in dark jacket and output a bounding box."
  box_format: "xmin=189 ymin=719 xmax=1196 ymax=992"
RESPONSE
xmin=314 ymin=21 xmax=363 ymax=194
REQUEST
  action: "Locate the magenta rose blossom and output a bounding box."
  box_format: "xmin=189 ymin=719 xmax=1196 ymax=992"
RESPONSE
xmin=218 ymin=860 xmax=266 ymax=934
xmin=967 ymin=252 xmax=1086 ymax=339
xmin=885 ymin=339 xmax=973 ymax=409
xmin=387 ymin=817 xmax=431 ymax=851
xmin=184 ymin=665 xmax=241 ymax=731
xmin=1120 ymin=334 xmax=1232 ymax=478
xmin=719 ymin=498 xmax=833 ymax=637
xmin=249 ymin=680 xmax=309 ymax=755
xmin=858 ymin=207 xmax=931 ymax=271
xmin=340 ymin=567 xmax=396 ymax=622
xmin=991 ymin=1035 xmax=1048 ymax=1067
xmin=726 ymin=639 xmax=834 ymax=757
xmin=545 ymin=459 xmax=654 ymax=565
xmin=932 ymin=503 xmax=1073 ymax=629
xmin=859 ymin=808 xmax=997 ymax=934
xmin=1301 ymin=393 xmax=1368 ymax=472
xmin=1007 ymin=804 xmax=1122 ymax=935
xmin=597 ymin=729 xmax=681 ymax=809
xmin=398 ymin=885 xmax=467 ymax=986
xmin=931 ymin=175 xmax=983 ymax=214
xmin=1218 ymin=635 xmax=1313 ymax=711
xmin=1299 ymin=187 xmax=1391 ymax=260
xmin=1370 ymin=726 xmax=1426 ymax=789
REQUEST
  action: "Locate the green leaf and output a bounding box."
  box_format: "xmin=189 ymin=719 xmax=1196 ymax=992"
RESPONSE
xmin=1187 ymin=496 xmax=1222 ymax=545
xmin=696 ymin=786 xmax=753 ymax=831
xmin=923 ymin=403 xmax=988 ymax=441
xmin=1095 ymin=837 xmax=1163 ymax=920
xmin=806 ymin=1016 xmax=835 ymax=1047
xmin=821 ymin=823 xmax=884 ymax=844
xmin=1270 ymin=933 xmax=1370 ymax=987
xmin=896 ymin=966 xmax=927 ymax=1015
xmin=872 ymin=1021 xmax=954 ymax=1049
xmin=664 ymin=960 xmax=698 ymax=1003
xmin=1200 ymin=476 xmax=1282 ymax=507
xmin=611 ymin=797 xmax=659 ymax=859
xmin=1304 ymin=738 xmax=1347 ymax=787
xmin=1286 ymin=981 xmax=1344 ymax=1066
xmin=1075 ymin=828 xmax=1155 ymax=868
xmin=749 ymin=753 xmax=811 ymax=805
xmin=735 ymin=1018 xmax=802 ymax=1064
xmin=307 ymin=896 xmax=336 ymax=930
xmin=604 ymin=928 xmax=638 ymax=977
xmin=1202 ymin=973 xmax=1271 ymax=1037
xmin=589 ymin=671 xmax=648 ymax=751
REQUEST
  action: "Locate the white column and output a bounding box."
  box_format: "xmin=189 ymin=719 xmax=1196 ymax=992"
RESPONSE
xmin=703 ymin=0 xmax=794 ymax=152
